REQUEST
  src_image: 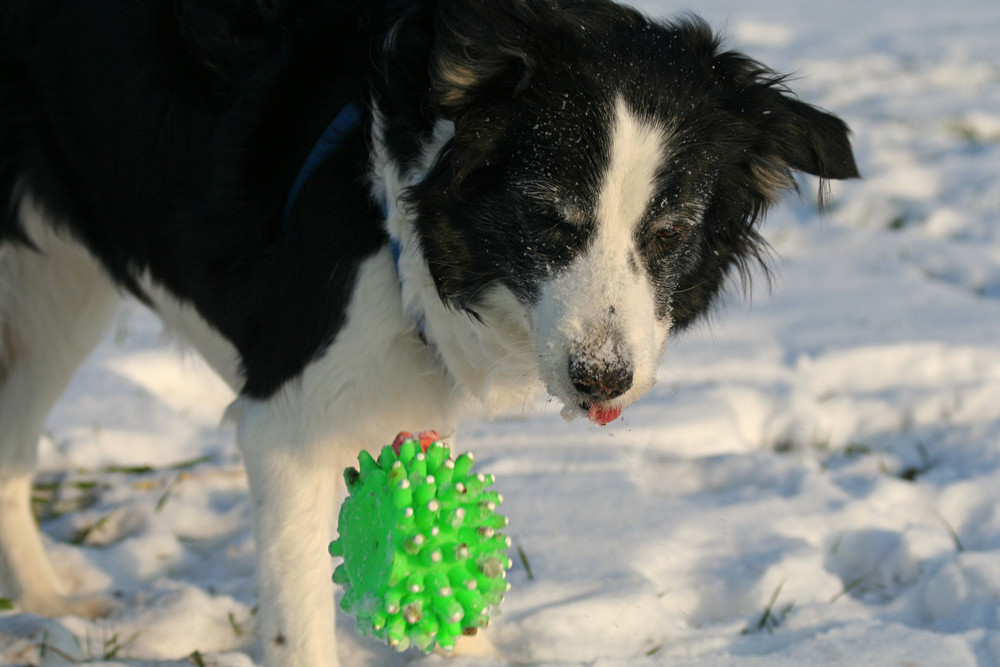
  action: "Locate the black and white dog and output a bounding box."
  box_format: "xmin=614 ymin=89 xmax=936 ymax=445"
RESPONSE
xmin=0 ymin=0 xmax=857 ymax=664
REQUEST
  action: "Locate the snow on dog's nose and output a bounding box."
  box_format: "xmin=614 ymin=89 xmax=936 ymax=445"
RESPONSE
xmin=568 ymin=337 xmax=634 ymax=402
xmin=569 ymin=353 xmax=633 ymax=401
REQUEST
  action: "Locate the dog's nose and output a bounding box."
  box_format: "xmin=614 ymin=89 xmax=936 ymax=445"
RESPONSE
xmin=568 ymin=354 xmax=634 ymax=401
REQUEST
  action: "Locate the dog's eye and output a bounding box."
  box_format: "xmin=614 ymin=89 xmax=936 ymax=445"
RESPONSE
xmin=656 ymin=228 xmax=680 ymax=243
xmin=650 ymin=226 xmax=682 ymax=249
xmin=538 ymin=213 xmax=581 ymax=245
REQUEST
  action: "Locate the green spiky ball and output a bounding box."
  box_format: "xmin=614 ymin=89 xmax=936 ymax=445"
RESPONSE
xmin=329 ymin=432 xmax=511 ymax=653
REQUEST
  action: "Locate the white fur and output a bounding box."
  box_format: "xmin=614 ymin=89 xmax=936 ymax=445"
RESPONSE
xmin=137 ymin=275 xmax=244 ymax=389
xmin=142 ymin=243 xmax=461 ymax=666
xmin=0 ymin=197 xmax=119 ymax=617
xmin=532 ymin=97 xmax=672 ymax=417
xmin=139 ymin=236 xmax=518 ymax=664
xmin=372 ymin=110 xmax=543 ymax=417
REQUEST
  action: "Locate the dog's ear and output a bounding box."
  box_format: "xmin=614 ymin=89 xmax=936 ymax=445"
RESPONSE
xmin=431 ymin=0 xmax=561 ymax=117
xmin=754 ymin=92 xmax=860 ymax=181
xmin=688 ymin=20 xmax=859 ymax=184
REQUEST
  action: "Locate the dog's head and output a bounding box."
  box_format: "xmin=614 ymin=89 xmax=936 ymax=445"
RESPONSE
xmin=407 ymin=0 xmax=858 ymax=423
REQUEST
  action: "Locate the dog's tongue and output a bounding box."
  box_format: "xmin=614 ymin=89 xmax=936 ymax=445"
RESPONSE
xmin=588 ymin=404 xmax=623 ymax=426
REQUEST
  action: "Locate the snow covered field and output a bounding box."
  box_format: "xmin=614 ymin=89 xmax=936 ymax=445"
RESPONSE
xmin=3 ymin=0 xmax=1000 ymax=664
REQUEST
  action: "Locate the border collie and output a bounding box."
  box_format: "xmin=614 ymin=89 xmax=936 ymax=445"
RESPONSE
xmin=0 ymin=0 xmax=857 ymax=664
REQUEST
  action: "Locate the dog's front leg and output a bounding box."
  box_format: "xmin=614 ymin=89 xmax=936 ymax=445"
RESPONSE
xmin=233 ymin=396 xmax=346 ymax=667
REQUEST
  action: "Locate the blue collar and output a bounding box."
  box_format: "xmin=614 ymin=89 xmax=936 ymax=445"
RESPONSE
xmin=391 ymin=237 xmax=403 ymax=268
xmin=280 ymin=103 xmax=426 ymax=340
xmin=389 ymin=235 xmax=428 ymax=341
xmin=281 ymin=103 xmax=364 ymax=226
xmin=280 ymin=102 xmax=402 ymax=276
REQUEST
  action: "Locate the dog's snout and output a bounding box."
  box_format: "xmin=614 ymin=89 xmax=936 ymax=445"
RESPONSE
xmin=568 ymin=352 xmax=634 ymax=401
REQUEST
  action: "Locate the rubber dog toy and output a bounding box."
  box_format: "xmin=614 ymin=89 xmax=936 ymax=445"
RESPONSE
xmin=329 ymin=431 xmax=511 ymax=653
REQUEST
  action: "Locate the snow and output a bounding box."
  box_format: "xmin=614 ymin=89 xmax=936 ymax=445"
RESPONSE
xmin=4 ymin=0 xmax=1000 ymax=664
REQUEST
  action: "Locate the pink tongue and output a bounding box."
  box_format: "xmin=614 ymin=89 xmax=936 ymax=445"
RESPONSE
xmin=588 ymin=404 xmax=623 ymax=425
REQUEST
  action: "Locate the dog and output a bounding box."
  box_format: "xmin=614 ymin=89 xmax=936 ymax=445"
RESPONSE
xmin=0 ymin=0 xmax=858 ymax=664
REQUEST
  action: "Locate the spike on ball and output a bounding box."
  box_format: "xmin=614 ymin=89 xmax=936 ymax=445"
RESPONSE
xmin=329 ymin=431 xmax=509 ymax=653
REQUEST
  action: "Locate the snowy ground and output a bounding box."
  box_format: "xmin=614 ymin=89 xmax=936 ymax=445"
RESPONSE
xmin=3 ymin=0 xmax=1000 ymax=664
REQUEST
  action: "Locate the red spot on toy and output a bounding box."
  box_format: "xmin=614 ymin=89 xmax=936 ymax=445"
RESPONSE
xmin=391 ymin=430 xmax=441 ymax=455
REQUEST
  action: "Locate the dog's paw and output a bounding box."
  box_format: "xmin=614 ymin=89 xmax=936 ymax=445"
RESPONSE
xmin=17 ymin=591 xmax=119 ymax=619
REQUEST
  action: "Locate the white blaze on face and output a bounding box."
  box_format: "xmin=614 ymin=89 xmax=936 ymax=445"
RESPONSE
xmin=532 ymin=96 xmax=673 ymax=417
xmin=598 ymin=97 xmax=667 ymax=255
